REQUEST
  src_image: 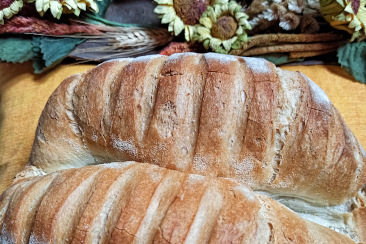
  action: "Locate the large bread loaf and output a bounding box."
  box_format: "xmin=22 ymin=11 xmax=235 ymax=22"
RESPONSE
xmin=0 ymin=162 xmax=356 ymax=243
xmin=26 ymin=53 xmax=366 ymax=205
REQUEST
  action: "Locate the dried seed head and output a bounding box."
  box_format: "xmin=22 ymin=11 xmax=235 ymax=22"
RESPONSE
xmin=287 ymin=0 xmax=306 ymax=13
xmin=269 ymin=3 xmax=287 ymax=20
xmin=279 ymin=12 xmax=300 ymax=30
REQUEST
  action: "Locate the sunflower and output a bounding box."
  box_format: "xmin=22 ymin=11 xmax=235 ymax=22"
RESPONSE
xmin=0 ymin=0 xmax=23 ymax=25
xmin=154 ymin=0 xmax=228 ymax=41
xmin=193 ymin=1 xmax=251 ymax=53
xmin=33 ymin=0 xmax=100 ymax=19
xmin=320 ymin=0 xmax=366 ymax=41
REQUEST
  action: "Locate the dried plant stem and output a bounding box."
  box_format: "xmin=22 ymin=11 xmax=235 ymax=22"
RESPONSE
xmin=68 ymin=27 xmax=173 ymax=61
xmin=237 ymin=41 xmax=341 ymax=56
xmin=289 ymin=47 xmax=339 ymax=58
xmin=230 ymin=33 xmax=344 ymax=55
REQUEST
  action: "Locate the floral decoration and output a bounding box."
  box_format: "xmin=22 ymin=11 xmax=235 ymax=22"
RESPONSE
xmin=193 ymin=0 xmax=251 ymax=53
xmin=154 ymin=0 xmax=228 ymax=41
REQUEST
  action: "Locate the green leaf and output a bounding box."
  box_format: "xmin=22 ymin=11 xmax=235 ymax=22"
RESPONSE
xmin=32 ymin=36 xmax=85 ymax=73
xmin=0 ymin=37 xmax=33 ymax=63
xmin=337 ymin=42 xmax=366 ymax=84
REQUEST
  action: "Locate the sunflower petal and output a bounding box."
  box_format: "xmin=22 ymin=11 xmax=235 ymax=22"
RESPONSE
xmin=174 ymin=17 xmax=185 ymax=35
xmin=210 ymin=38 xmax=222 ymax=50
xmin=161 ymin=11 xmax=175 ymax=24
xmin=349 ymin=16 xmax=361 ymax=29
xmin=203 ymin=39 xmax=210 ymax=50
xmin=64 ymin=0 xmax=78 ymax=10
xmin=235 ymin=12 xmax=247 ymax=20
xmin=154 ymin=5 xmax=172 ymax=14
xmin=221 ymin=3 xmax=228 ymax=12
xmin=35 ymin=0 xmax=44 ymax=12
xmin=88 ymin=0 xmax=99 ymax=12
xmin=213 ymin=0 xmax=228 ymax=4
xmin=168 ymin=21 xmax=174 ymax=32
xmin=229 ymin=2 xmax=237 ymax=15
xmin=0 ymin=12 xmax=4 ymax=25
xmin=196 ymin=26 xmax=211 ymax=41
xmin=2 ymin=8 xmax=12 ymax=18
xmin=77 ymin=2 xmax=86 ymax=11
xmin=214 ymin=4 xmax=222 ymax=16
xmin=350 ymin=31 xmax=361 ymax=41
xmin=344 ymin=3 xmax=354 ymax=14
xmin=50 ymin=0 xmax=63 ymax=18
xmin=222 ymin=39 xmax=233 ymax=51
xmin=234 ymin=4 xmax=242 ymax=13
xmin=336 ymin=0 xmax=345 ymax=7
xmin=236 ymin=25 xmax=243 ymax=35
xmin=10 ymin=0 xmax=23 ymax=12
xmin=43 ymin=0 xmax=50 ymax=12
xmin=185 ymin=25 xmax=195 ymax=41
xmin=239 ymin=17 xmax=250 ymax=27
xmin=200 ymin=17 xmax=212 ymax=29
xmin=73 ymin=7 xmax=81 ymax=16
xmin=216 ymin=46 xmax=228 ymax=54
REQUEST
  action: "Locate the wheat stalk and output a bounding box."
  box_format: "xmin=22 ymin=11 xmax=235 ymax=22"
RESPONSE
xmin=67 ymin=26 xmax=173 ymax=61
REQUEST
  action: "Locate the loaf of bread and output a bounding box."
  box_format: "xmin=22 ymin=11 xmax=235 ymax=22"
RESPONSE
xmin=4 ymin=53 xmax=365 ymax=242
xmin=27 ymin=53 xmax=366 ymax=204
xmin=0 ymin=162 xmax=357 ymax=243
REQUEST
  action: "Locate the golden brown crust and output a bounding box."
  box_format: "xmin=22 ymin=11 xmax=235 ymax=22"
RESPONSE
xmin=0 ymin=162 xmax=356 ymax=243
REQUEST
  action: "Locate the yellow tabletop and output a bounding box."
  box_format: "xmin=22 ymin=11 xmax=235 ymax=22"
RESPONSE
xmin=0 ymin=61 xmax=365 ymax=193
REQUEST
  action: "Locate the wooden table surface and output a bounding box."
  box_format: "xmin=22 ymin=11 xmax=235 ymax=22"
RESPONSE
xmin=0 ymin=61 xmax=365 ymax=193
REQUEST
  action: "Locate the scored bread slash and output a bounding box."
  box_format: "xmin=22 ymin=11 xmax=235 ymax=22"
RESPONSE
xmin=0 ymin=173 xmax=58 ymax=244
xmin=29 ymin=167 xmax=103 ymax=243
xmin=71 ymin=162 xmax=138 ymax=244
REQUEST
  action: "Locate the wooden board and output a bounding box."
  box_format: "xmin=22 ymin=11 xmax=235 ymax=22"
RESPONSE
xmin=0 ymin=61 xmax=365 ymax=193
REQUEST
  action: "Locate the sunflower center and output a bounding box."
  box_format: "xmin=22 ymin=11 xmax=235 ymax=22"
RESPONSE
xmin=211 ymin=16 xmax=238 ymax=40
xmin=173 ymin=0 xmax=210 ymax=25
